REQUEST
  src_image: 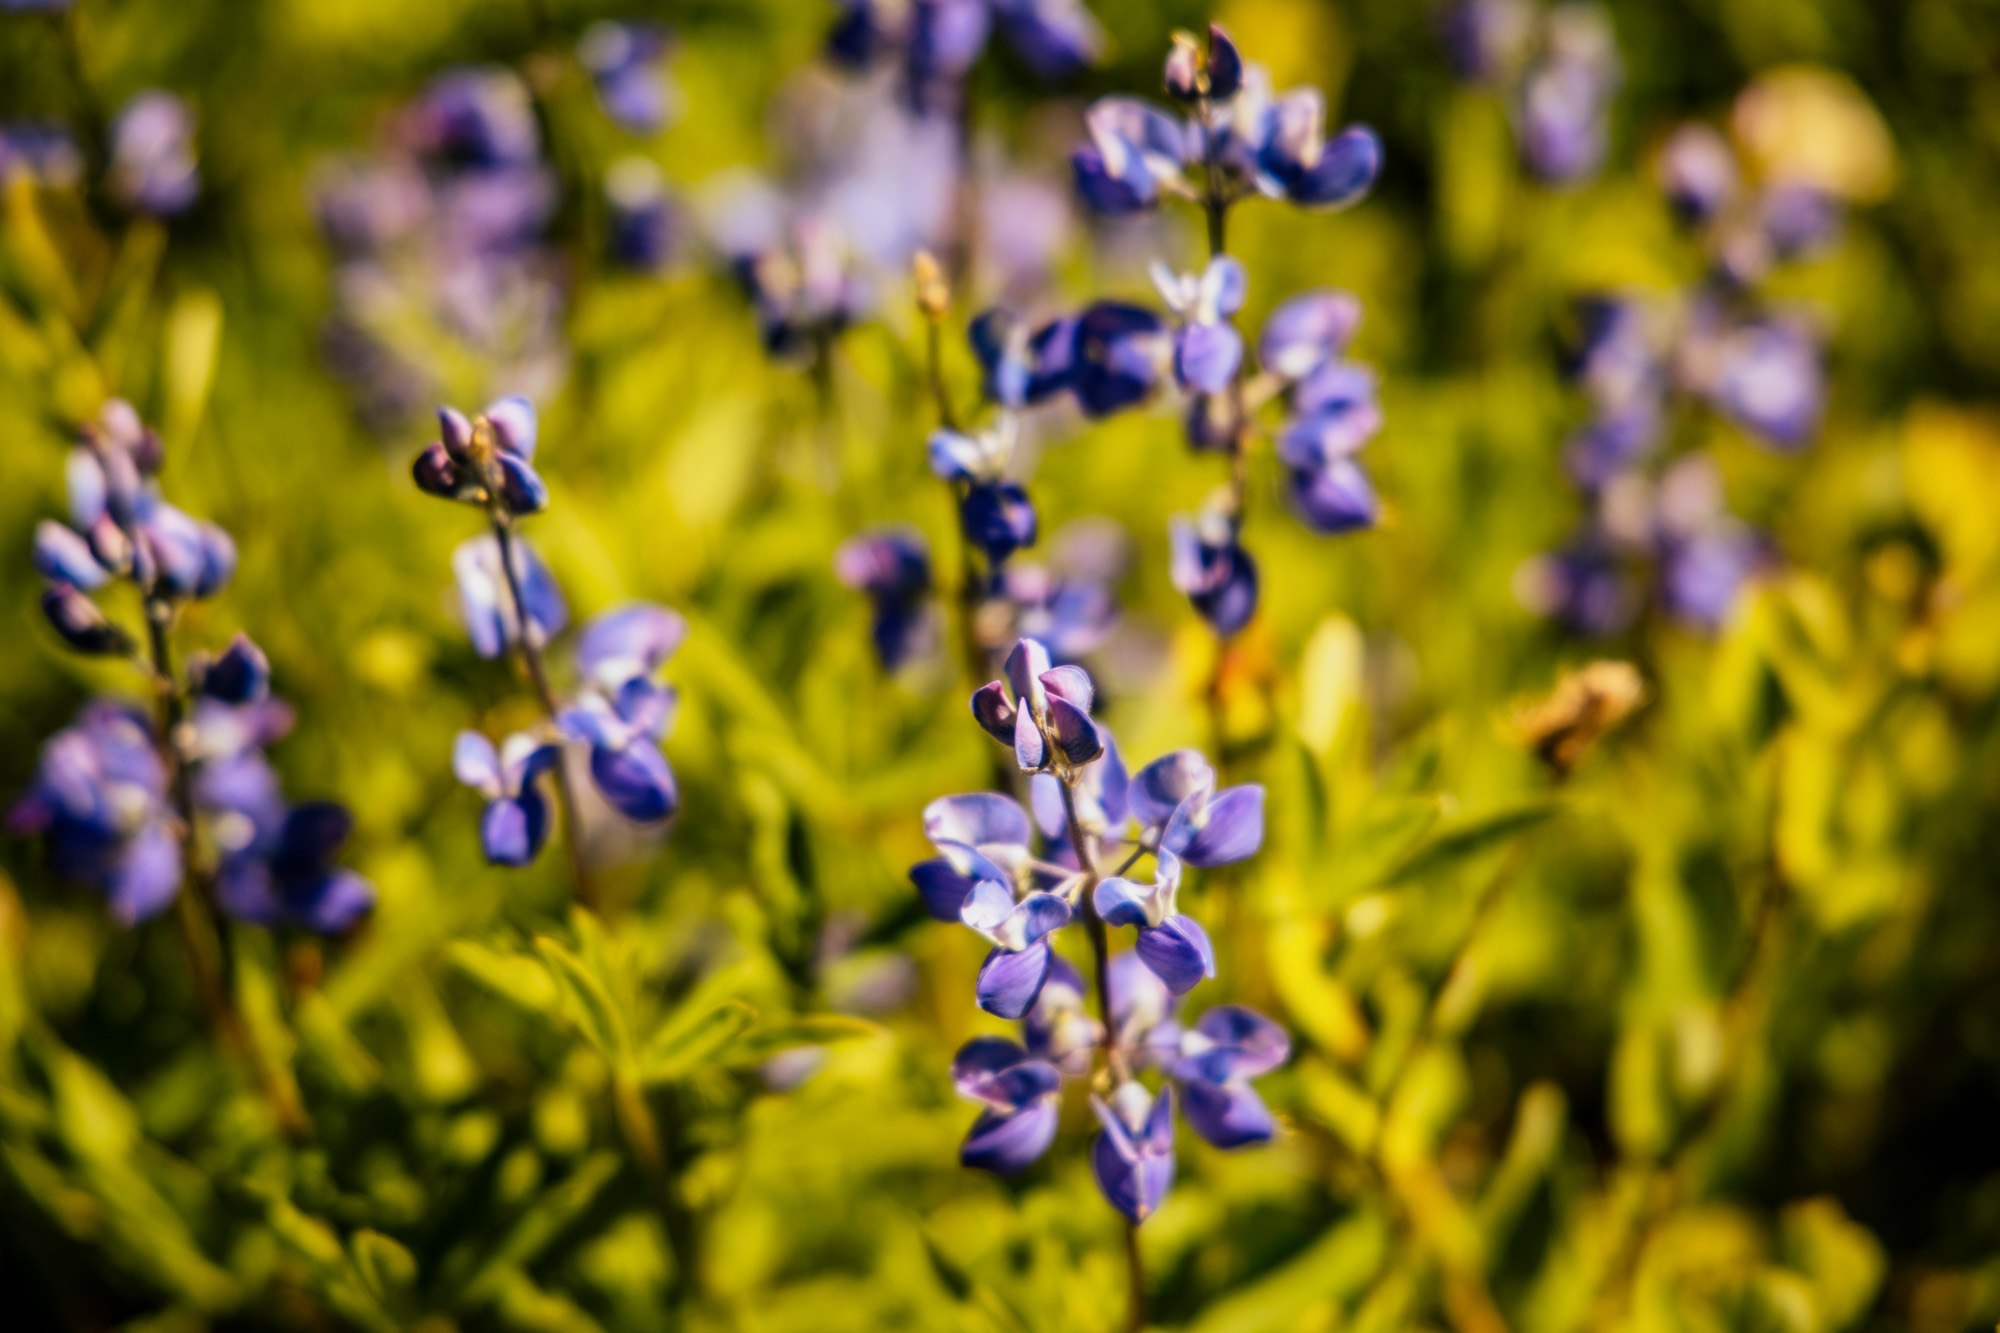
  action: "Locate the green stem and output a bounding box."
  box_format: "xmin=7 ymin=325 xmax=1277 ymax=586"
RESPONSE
xmin=490 ymin=517 xmax=598 ymax=911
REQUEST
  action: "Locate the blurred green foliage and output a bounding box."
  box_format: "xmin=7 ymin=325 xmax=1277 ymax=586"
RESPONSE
xmin=2 ymin=0 xmax=2000 ymax=1330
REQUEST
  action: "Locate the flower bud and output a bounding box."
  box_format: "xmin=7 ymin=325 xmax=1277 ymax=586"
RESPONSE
xmin=41 ymin=582 xmax=134 ymax=656
xmin=912 ymin=249 xmax=950 ymax=321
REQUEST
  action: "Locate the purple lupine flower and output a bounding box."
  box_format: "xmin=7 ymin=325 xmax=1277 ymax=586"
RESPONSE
xmin=831 ymin=0 xmax=1100 ymax=117
xmin=1757 ymin=182 xmax=1841 ymax=261
xmin=1276 ymin=361 xmax=1383 ymax=533
xmin=1700 ymin=316 xmax=1823 ymax=451
xmin=454 ymin=729 xmax=564 ymax=865
xmin=108 ymin=91 xmax=199 ymax=216
xmin=1438 ymin=0 xmax=1535 ymax=81
xmin=1091 ymin=1081 xmax=1176 ymax=1222
xmin=1169 ymin=511 xmax=1257 ymax=637
xmin=1242 ymin=79 xmax=1385 ymax=209
xmin=1650 ymin=453 xmax=1765 ymax=629
xmin=929 ymin=415 xmax=1040 ymax=566
xmin=1169 ymin=1005 xmax=1290 ymax=1147
xmin=1513 ymin=4 xmax=1621 ymax=185
xmin=1656 ymin=123 xmax=1738 ymax=226
xmin=1130 ymin=750 xmax=1265 ymax=868
xmin=1514 ymin=532 xmax=1638 ymax=636
xmin=216 ymin=802 xmax=376 ymax=934
xmin=962 ymin=878 xmax=1073 ymax=1018
xmin=969 ymin=307 xmax=1076 ymax=410
xmin=716 ymin=201 xmax=870 ymax=360
xmin=578 ymin=22 xmax=679 ymax=136
xmin=1029 ymin=728 xmax=1128 ymax=862
xmin=8 ymin=703 xmax=181 ymax=925
xmin=1072 ymin=96 xmax=1190 ymax=213
xmin=910 ymin=790 xmax=1042 ymax=921
xmin=193 ymin=633 xmax=272 ymax=705
xmin=1050 ymin=302 xmax=1172 ymax=417
xmin=40 ymin=582 xmax=132 ymax=655
xmin=1094 ymin=852 xmax=1216 ymax=994
xmin=557 ymin=603 xmax=685 ymax=824
xmin=1257 ymin=289 xmax=1362 ymax=382
xmin=953 ymin=1035 xmax=1064 ymax=1174
xmin=1023 ymin=955 xmax=1102 ymax=1076
xmin=0 ymin=121 xmax=82 ymax=188
xmin=407 ymin=67 xmax=542 ymax=169
xmin=836 ymin=529 xmax=937 ymax=670
xmin=605 ymin=157 xmax=681 ymax=273
xmin=971 ymin=637 xmax=1104 ymax=775
xmin=453 ymin=531 xmax=568 ymax=659
xmin=412 ymin=397 xmax=549 ymax=516
xmin=1001 ymin=551 xmax=1120 ymax=666
xmin=1165 ymin=23 xmax=1243 ymax=103
xmin=1152 ymin=256 xmax=1247 ymax=394
xmin=1562 ymin=399 xmax=1662 ymax=491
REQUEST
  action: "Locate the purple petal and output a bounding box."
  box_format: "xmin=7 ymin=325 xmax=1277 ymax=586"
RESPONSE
xmin=1136 ymin=914 xmax=1216 ymax=995
xmin=33 ymin=522 xmax=109 ymax=590
xmin=1004 ymin=638 xmax=1053 ymax=708
xmin=481 ymin=794 xmax=548 ymax=866
xmin=1091 ymin=1109 xmax=1175 ymax=1221
xmin=1288 ymin=458 xmax=1378 ymax=534
xmin=1175 ymin=323 xmax=1244 ymax=395
xmin=1289 ymin=126 xmax=1382 ymax=208
xmin=1038 ymin=664 xmax=1095 ymax=715
xmin=589 ymin=741 xmax=678 ymax=822
xmin=952 ymin=1035 xmax=1032 ymax=1098
xmin=923 ymin=792 xmax=1032 ymax=853
xmin=1130 ymin=751 xmax=1214 ymax=832
xmin=1195 ymin=1004 xmax=1292 ymax=1075
xmin=484 ymin=395 xmax=538 ymax=461
xmin=1014 ymin=704 xmax=1048 ymax=771
xmin=452 ymin=732 xmax=503 ymax=797
xmin=1094 ymin=877 xmax=1153 ymax=928
xmin=296 ymin=869 xmax=377 ymax=934
xmin=970 ymin=681 xmax=1017 ymax=746
xmin=107 ymin=820 xmax=182 ymax=925
xmin=1180 ymin=1078 xmax=1274 ymax=1149
xmin=439 ymin=405 xmax=476 ymax=462
xmin=577 ymin=603 xmax=687 ymax=682
xmin=1164 ymin=785 xmax=1265 ymax=867
xmin=1258 ymin=290 xmax=1362 ymax=380
xmin=976 ymin=940 xmax=1053 ymax=1019
xmin=962 ymin=1101 xmax=1059 ymax=1176
xmin=1045 ymin=696 xmax=1103 ymax=767
xmin=494 ymin=452 xmax=549 ymax=515
xmin=216 ymin=854 xmax=282 ymax=926
xmin=910 ymin=857 xmax=978 ymax=921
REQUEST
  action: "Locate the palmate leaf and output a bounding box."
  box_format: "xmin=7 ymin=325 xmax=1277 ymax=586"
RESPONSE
xmin=1384 ymin=801 xmax=1559 ymax=886
xmin=446 ymin=939 xmax=561 ymax=1016
xmin=722 ymin=1014 xmax=882 ymax=1067
xmin=639 ymin=997 xmax=758 ymax=1086
xmin=534 ymin=935 xmax=634 ymax=1070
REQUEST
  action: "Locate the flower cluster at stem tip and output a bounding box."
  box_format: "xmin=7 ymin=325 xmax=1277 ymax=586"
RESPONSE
xmin=913 ymin=637 xmax=1285 ymax=1221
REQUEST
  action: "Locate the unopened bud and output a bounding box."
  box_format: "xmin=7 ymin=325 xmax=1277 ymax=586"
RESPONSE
xmin=912 ymin=249 xmax=950 ymax=320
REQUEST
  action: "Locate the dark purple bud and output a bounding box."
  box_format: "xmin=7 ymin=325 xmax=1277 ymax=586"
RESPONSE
xmin=413 ymin=443 xmax=475 ymax=501
xmin=494 ymin=451 xmax=550 ymax=515
xmin=961 ymin=481 xmax=1038 ymax=564
xmin=1286 ymin=125 xmax=1383 ymax=209
xmin=994 ymin=0 xmax=1102 ymax=79
xmin=194 ymin=522 xmax=236 ymax=599
xmin=198 ymin=633 xmax=271 ymax=704
xmin=1287 ymin=458 xmax=1379 ymax=534
xmin=1205 ymin=24 xmax=1243 ymax=99
xmin=41 ymin=582 xmax=133 ymax=655
xmin=439 ymin=406 xmax=476 ymax=463
xmin=971 ymin=681 xmax=1017 ymax=745
xmin=586 ymin=737 xmax=678 ymax=823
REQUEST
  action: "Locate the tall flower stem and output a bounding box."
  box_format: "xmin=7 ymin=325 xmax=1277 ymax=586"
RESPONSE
xmin=1199 ymin=119 xmax=1252 ymax=773
xmin=489 ymin=516 xmax=599 ymax=912
xmin=1058 ymin=776 xmax=1146 ymax=1333
xmin=143 ymin=598 xmax=311 ymax=1137
xmin=919 ymin=294 xmax=994 ymax=697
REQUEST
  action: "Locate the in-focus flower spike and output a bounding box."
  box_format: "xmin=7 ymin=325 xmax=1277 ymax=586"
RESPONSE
xmin=910 ymin=791 xmax=1048 ymax=921
xmin=1169 ymin=509 xmax=1257 ymax=638
xmin=578 ymin=21 xmax=679 ymax=136
xmin=454 ymin=729 xmax=564 ymax=866
xmin=953 ymin=1036 xmax=1064 ymax=1175
xmin=108 ymin=90 xmax=200 ymax=217
xmin=971 ymin=638 xmax=1104 ymax=776
xmin=454 ymin=532 xmax=568 ymax=660
xmin=215 ymin=802 xmax=376 ymax=934
xmin=1094 ymin=852 xmax=1216 ymax=994
xmin=1030 ymin=729 xmax=1127 ymax=859
xmin=836 ymin=529 xmax=937 ymax=671
xmin=1091 ymin=1082 xmax=1177 ymax=1222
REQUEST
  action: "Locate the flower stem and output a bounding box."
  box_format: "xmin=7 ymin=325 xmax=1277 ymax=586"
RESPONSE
xmin=144 ymin=598 xmax=311 ymax=1137
xmin=1057 ymin=775 xmax=1146 ymax=1330
xmin=489 ymin=517 xmax=599 ymax=911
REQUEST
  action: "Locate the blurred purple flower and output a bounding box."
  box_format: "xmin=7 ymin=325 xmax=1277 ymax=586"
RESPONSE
xmin=579 ymin=21 xmax=679 ymax=136
xmin=836 ymin=529 xmax=937 ymax=670
xmin=109 ymin=91 xmax=199 ymax=216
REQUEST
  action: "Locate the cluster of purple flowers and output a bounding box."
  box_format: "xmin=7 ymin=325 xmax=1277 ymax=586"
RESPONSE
xmin=413 ymin=398 xmax=684 ymax=866
xmin=15 ymin=401 xmax=373 ymax=932
xmin=314 ymin=68 xmax=565 ymax=428
xmin=1520 ymin=120 xmax=1840 ymax=635
xmin=1439 ymin=0 xmax=1623 ymax=185
xmin=913 ymin=638 xmax=1284 ymax=1220
xmin=0 ymin=86 xmax=197 ymax=211
xmin=827 ymin=0 xmax=1102 ymax=117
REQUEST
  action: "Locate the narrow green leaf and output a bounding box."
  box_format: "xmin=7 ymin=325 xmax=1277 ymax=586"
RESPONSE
xmin=639 ymin=998 xmax=758 ymax=1086
xmin=724 ymin=1014 xmax=882 ymax=1066
xmin=1386 ymin=802 xmax=1558 ymax=886
xmin=446 ymin=940 xmax=560 ymax=1015
xmin=533 ymin=936 xmax=631 ymax=1066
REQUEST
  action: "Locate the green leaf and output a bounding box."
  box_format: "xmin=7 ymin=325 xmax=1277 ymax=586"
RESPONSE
xmin=533 ymin=935 xmax=631 ymax=1067
xmin=1320 ymin=798 xmax=1443 ymax=902
xmin=460 ymin=1152 xmax=623 ymax=1307
xmin=638 ymin=998 xmax=758 ymax=1086
xmin=1385 ymin=802 xmax=1557 ymax=886
xmin=723 ymin=1014 xmax=882 ymax=1066
xmin=448 ymin=940 xmax=560 ymax=1015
